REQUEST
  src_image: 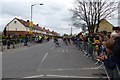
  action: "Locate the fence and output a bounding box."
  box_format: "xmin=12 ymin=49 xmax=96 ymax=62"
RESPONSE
xmin=76 ymin=40 xmax=120 ymax=80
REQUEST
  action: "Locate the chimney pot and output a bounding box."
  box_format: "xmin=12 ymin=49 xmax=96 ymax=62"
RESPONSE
xmin=37 ymin=24 xmax=39 ymax=26
xmin=27 ymin=20 xmax=29 ymax=22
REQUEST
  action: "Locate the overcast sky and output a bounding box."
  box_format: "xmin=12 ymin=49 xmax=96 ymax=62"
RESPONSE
xmin=0 ymin=0 xmax=119 ymax=35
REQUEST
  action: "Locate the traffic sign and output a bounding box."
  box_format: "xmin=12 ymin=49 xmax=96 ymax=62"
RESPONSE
xmin=29 ymin=30 xmax=33 ymax=34
xmin=30 ymin=21 xmax=33 ymax=27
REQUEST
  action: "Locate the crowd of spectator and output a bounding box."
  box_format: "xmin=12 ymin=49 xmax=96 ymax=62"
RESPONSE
xmin=69 ymin=28 xmax=120 ymax=80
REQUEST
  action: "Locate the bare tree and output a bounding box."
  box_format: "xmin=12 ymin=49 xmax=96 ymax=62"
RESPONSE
xmin=70 ymin=0 xmax=118 ymax=33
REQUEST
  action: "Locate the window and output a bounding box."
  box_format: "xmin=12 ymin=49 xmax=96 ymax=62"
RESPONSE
xmin=26 ymin=27 xmax=28 ymax=31
xmin=14 ymin=21 xmax=17 ymax=24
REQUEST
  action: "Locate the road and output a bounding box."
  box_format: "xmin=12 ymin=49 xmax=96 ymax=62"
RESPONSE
xmin=2 ymin=39 xmax=107 ymax=79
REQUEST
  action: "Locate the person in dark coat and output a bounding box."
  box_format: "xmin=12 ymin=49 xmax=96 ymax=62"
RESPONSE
xmin=6 ymin=35 xmax=11 ymax=49
xmin=24 ymin=35 xmax=28 ymax=46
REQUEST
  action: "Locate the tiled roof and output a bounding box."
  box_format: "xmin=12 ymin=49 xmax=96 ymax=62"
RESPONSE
xmin=6 ymin=17 xmax=59 ymax=36
xmin=15 ymin=18 xmax=44 ymax=31
xmin=15 ymin=18 xmax=29 ymax=27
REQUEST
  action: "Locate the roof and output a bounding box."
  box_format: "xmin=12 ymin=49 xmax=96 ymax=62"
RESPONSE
xmin=100 ymin=19 xmax=114 ymax=27
xmin=94 ymin=19 xmax=114 ymax=27
xmin=6 ymin=17 xmax=59 ymax=36
xmin=16 ymin=18 xmax=44 ymax=31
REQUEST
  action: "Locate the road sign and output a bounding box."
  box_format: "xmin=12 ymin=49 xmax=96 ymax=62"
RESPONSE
xmin=30 ymin=21 xmax=33 ymax=27
xmin=29 ymin=30 xmax=32 ymax=34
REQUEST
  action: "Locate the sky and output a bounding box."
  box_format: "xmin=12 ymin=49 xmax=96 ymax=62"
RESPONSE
xmin=0 ymin=0 xmax=119 ymax=35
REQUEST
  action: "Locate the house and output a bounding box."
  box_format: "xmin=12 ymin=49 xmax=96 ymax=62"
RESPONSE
xmin=5 ymin=18 xmax=45 ymax=36
xmin=5 ymin=18 xmax=59 ymax=37
xmin=94 ymin=19 xmax=113 ymax=33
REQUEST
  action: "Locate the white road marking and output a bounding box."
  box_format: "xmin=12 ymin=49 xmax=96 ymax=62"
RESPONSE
xmin=51 ymin=47 xmax=54 ymax=49
xmin=40 ymin=67 xmax=103 ymax=71
xmin=22 ymin=74 xmax=107 ymax=78
xmin=62 ymin=50 xmax=64 ymax=53
xmin=47 ymin=75 xmax=107 ymax=78
xmin=42 ymin=52 xmax=48 ymax=62
xmin=23 ymin=75 xmax=44 ymax=78
xmin=37 ymin=52 xmax=48 ymax=72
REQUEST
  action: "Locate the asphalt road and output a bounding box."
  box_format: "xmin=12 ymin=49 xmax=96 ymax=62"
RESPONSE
xmin=2 ymin=39 xmax=107 ymax=79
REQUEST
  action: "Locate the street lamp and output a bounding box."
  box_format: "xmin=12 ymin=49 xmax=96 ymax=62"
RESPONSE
xmin=69 ymin=24 xmax=73 ymax=36
xmin=31 ymin=3 xmax=43 ymax=22
xmin=29 ymin=3 xmax=43 ymax=34
xmin=71 ymin=26 xmax=72 ymax=36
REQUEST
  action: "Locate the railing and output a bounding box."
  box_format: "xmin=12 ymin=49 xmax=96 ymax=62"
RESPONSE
xmin=75 ymin=40 xmax=120 ymax=80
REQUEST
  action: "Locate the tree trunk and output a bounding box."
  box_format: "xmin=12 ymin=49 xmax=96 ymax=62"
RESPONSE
xmin=95 ymin=20 xmax=101 ymax=33
xmin=88 ymin=25 xmax=94 ymax=33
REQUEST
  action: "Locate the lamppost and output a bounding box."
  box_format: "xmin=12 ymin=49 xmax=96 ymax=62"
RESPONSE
xmin=71 ymin=26 xmax=72 ymax=36
xmin=69 ymin=24 xmax=73 ymax=36
xmin=29 ymin=3 xmax=43 ymax=34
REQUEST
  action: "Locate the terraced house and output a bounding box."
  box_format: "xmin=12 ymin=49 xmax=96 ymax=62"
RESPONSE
xmin=5 ymin=17 xmax=59 ymax=37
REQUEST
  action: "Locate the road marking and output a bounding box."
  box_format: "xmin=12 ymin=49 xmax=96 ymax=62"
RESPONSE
xmin=40 ymin=67 xmax=103 ymax=71
xmin=42 ymin=52 xmax=48 ymax=62
xmin=22 ymin=74 xmax=107 ymax=78
xmin=37 ymin=52 xmax=49 ymax=72
xmin=62 ymin=50 xmax=64 ymax=53
xmin=23 ymin=75 xmax=44 ymax=78
xmin=51 ymin=47 xmax=54 ymax=49
xmin=47 ymin=75 xmax=107 ymax=78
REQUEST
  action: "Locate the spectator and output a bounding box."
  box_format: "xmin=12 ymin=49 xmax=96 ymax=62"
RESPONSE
xmin=24 ymin=35 xmax=28 ymax=46
xmin=2 ymin=36 xmax=7 ymax=50
xmin=112 ymin=27 xmax=120 ymax=70
xmin=6 ymin=35 xmax=11 ymax=49
xmin=97 ymin=28 xmax=120 ymax=80
xmin=92 ymin=35 xmax=101 ymax=56
xmin=110 ymin=31 xmax=118 ymax=40
xmin=97 ymin=39 xmax=115 ymax=80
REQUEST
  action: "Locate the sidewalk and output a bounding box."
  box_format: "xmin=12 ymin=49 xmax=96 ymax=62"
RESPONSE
xmin=1 ymin=40 xmax=52 ymax=53
xmin=1 ymin=42 xmax=37 ymax=52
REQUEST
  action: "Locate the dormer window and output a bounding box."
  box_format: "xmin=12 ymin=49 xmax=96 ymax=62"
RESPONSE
xmin=14 ymin=21 xmax=17 ymax=24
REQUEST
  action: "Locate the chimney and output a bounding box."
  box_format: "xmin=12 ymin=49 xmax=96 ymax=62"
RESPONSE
xmin=37 ymin=24 xmax=39 ymax=26
xmin=27 ymin=20 xmax=29 ymax=22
